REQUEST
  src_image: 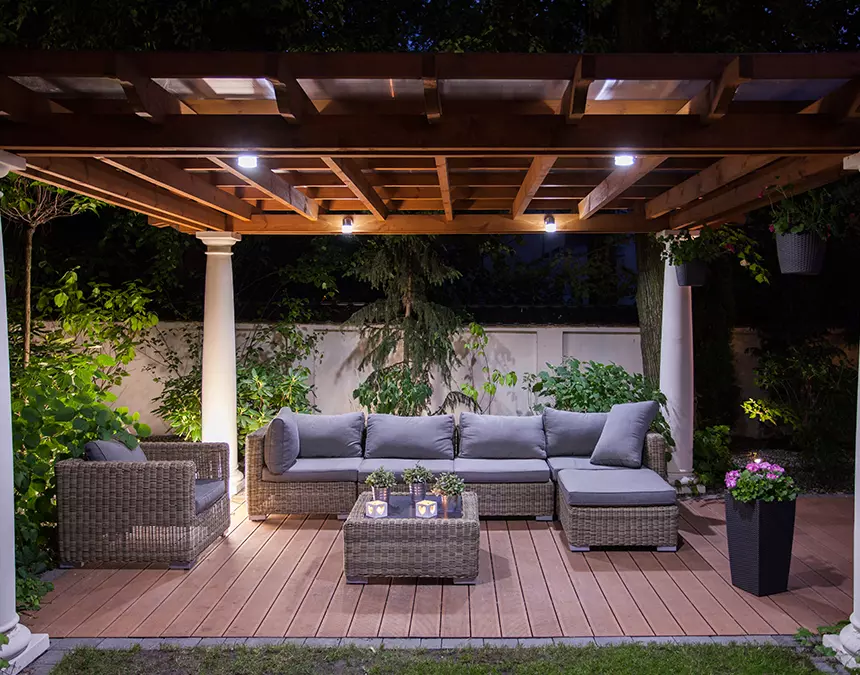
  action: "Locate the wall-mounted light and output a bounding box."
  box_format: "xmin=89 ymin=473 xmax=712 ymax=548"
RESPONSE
xmin=237 ymin=155 xmax=258 ymax=169
xmin=544 ymin=214 xmax=557 ymax=233
xmin=342 ymin=215 xmax=355 ymax=234
xmin=614 ymin=154 xmax=635 ymax=167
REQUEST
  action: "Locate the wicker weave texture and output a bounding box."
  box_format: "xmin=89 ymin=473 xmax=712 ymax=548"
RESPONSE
xmin=463 ymin=481 xmax=555 ymax=517
xmin=57 ymin=442 xmax=230 ymax=565
xmin=344 ymin=492 xmax=480 ymax=580
xmin=643 ymin=433 xmax=668 ymax=479
xmin=558 ymin=487 xmax=678 ymax=548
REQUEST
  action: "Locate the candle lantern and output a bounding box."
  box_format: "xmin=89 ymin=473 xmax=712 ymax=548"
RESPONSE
xmin=365 ymin=499 xmax=388 ymax=519
xmin=415 ymin=499 xmax=438 ymax=519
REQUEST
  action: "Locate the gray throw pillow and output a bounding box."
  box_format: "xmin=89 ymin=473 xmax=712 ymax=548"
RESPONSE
xmin=543 ymin=408 xmax=608 ymax=457
xmin=264 ymin=407 xmax=300 ymax=474
xmin=590 ymin=401 xmax=659 ymax=469
xmin=85 ymin=439 xmax=147 ymax=462
xmin=365 ymin=414 xmax=455 ymax=459
xmin=458 ymin=412 xmax=546 ymax=459
xmin=295 ymin=412 xmax=365 ymax=458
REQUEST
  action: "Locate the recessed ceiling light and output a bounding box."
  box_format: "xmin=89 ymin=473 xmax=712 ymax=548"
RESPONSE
xmin=614 ymin=154 xmax=635 ymax=167
xmin=544 ymin=214 xmax=557 ymax=233
xmin=237 ymin=155 xmax=258 ymax=169
xmin=342 ymin=216 xmax=355 ymax=234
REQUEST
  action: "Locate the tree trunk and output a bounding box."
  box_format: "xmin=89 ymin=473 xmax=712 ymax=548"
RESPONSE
xmin=635 ymin=233 xmax=664 ymax=384
xmin=23 ymin=224 xmax=34 ymax=367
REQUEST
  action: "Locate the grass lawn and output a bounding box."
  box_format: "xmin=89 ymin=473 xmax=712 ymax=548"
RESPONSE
xmin=46 ymin=643 xmax=823 ymax=675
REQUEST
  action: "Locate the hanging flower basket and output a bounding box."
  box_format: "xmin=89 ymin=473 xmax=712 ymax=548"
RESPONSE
xmin=673 ymin=260 xmax=708 ymax=287
xmin=775 ymin=232 xmax=826 ymax=275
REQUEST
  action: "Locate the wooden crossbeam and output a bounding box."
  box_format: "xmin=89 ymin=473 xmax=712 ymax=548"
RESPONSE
xmin=26 ymin=156 xmax=226 ymax=229
xmin=800 ymin=78 xmax=860 ymax=121
xmin=578 ymin=156 xmax=668 ymax=219
xmin=113 ymin=55 xmax=192 ymax=121
xmin=559 ymin=56 xmax=594 ymax=123
xmin=682 ymin=56 xmax=750 ymax=121
xmin=511 ymin=157 xmax=558 ymax=217
xmin=0 ymin=77 xmax=71 ymax=120
xmin=435 ymin=157 xmax=454 ymax=220
xmin=423 ymin=55 xmax=441 ymax=124
xmin=100 ymin=157 xmax=255 ymax=221
xmin=645 ymin=155 xmax=778 ymax=219
xmin=265 ymin=54 xmax=316 ymax=123
xmin=669 ymin=155 xmax=845 ymax=227
xmin=211 ymin=157 xmax=319 ymax=220
xmin=321 ymin=157 xmax=388 ymax=220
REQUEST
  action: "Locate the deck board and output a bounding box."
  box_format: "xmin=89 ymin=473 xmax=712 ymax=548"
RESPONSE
xmin=25 ymin=495 xmax=854 ymax=639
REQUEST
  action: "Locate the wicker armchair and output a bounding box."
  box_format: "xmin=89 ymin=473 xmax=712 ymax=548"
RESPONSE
xmin=57 ymin=441 xmax=230 ymax=569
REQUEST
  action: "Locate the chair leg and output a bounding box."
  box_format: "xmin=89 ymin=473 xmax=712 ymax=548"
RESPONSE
xmin=535 ymin=515 xmax=554 ymax=522
xmin=59 ymin=561 xmax=79 ymax=569
xmin=569 ymin=545 xmax=590 ymax=552
xmin=346 ymin=576 xmax=368 ymax=584
xmin=656 ymin=546 xmax=678 ymax=553
xmin=249 ymin=515 xmax=268 ymax=522
xmin=337 ymin=513 xmax=349 ymax=521
xmin=169 ymin=560 xmax=195 ymax=570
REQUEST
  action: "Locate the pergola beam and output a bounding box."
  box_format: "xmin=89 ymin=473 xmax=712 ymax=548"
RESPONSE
xmin=578 ymin=156 xmax=668 ymax=219
xmin=685 ymin=56 xmax=749 ymax=121
xmin=801 ymin=78 xmax=860 ymax=121
xmin=112 ymin=55 xmax=192 ymax=121
xmin=645 ymin=155 xmax=778 ymax=219
xmin=0 ymin=77 xmax=71 ymax=120
xmin=560 ymin=56 xmax=594 ymax=123
xmin=321 ymin=157 xmax=388 ymax=220
xmin=435 ymin=157 xmax=454 ymax=220
xmin=265 ymin=54 xmax=316 ymax=123
xmin=210 ymin=157 xmax=319 ymax=220
xmin=423 ymin=55 xmax=442 ymax=124
xmin=511 ymin=157 xmax=558 ymax=217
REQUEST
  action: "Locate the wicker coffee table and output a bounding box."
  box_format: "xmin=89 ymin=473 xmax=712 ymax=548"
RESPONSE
xmin=343 ymin=492 xmax=480 ymax=584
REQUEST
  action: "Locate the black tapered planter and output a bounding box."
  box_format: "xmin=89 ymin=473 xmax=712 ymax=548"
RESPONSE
xmin=725 ymin=494 xmax=796 ymax=596
xmin=775 ymin=232 xmax=826 ymax=275
xmin=673 ymin=260 xmax=708 ymax=287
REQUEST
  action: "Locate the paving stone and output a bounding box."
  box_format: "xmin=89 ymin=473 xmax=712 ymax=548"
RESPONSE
xmin=710 ymin=636 xmax=752 ymax=645
xmin=31 ymin=650 xmax=66 ymax=665
xmin=147 ymin=638 xmax=201 ymax=649
xmin=24 ymin=665 xmax=57 ymax=675
xmin=420 ymin=638 xmax=443 ymax=650
xmin=518 ymin=638 xmax=554 ymax=648
xmin=340 ymin=637 xmax=382 ymax=649
xmin=630 ymin=636 xmax=676 ymax=645
xmin=811 ymin=657 xmax=840 ymax=674
xmin=483 ymin=638 xmax=520 ymax=648
xmin=745 ymin=635 xmax=778 ymax=645
xmin=220 ymin=637 xmax=248 ymax=647
xmin=672 ymin=636 xmax=714 ymax=645
xmin=773 ymin=635 xmax=801 ymax=648
xmin=595 ymin=636 xmax=635 ymax=646
xmin=98 ymin=638 xmax=143 ymax=650
xmin=282 ymin=638 xmax=307 ymax=647
xmin=553 ymin=637 xmax=596 ymax=647
xmin=196 ymin=637 xmax=227 ymax=647
xmin=303 ymin=638 xmax=342 ymax=647
xmin=382 ymin=638 xmax=423 ymax=650
xmin=50 ymin=637 xmax=104 ymax=650
xmin=441 ymin=638 xmax=484 ymax=649
xmin=245 ymin=637 xmax=287 ymax=647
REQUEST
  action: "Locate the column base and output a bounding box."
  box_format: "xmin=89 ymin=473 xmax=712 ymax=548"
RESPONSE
xmin=0 ymin=624 xmax=49 ymax=674
xmin=823 ymin=618 xmax=860 ymax=669
xmin=229 ymin=470 xmax=245 ymax=497
xmin=667 ymin=471 xmax=705 ymax=495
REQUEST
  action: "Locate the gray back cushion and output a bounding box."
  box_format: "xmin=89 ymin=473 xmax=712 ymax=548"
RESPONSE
xmin=264 ymin=407 xmax=300 ymax=474
xmin=590 ymin=401 xmax=659 ymax=469
xmin=296 ymin=412 xmax=365 ymax=458
xmin=543 ymin=408 xmax=608 ymax=457
xmin=458 ymin=413 xmax=546 ymax=459
xmin=85 ymin=439 xmax=147 ymax=462
xmin=365 ymin=414 xmax=455 ymax=459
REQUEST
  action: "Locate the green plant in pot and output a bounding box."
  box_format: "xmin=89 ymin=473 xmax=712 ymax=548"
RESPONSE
xmin=724 ymin=461 xmax=798 ymax=596
xmin=766 ymin=184 xmax=839 ymax=275
xmin=657 ymin=226 xmax=769 ymax=287
xmin=403 ymin=464 xmax=434 ymax=503
xmin=433 ymin=472 xmax=465 ymax=515
xmin=365 ymin=467 xmax=396 ymax=503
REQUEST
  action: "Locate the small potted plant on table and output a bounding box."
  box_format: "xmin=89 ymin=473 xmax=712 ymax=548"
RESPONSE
xmin=365 ymin=467 xmax=396 ymax=503
xmin=433 ymin=472 xmax=465 ymax=515
xmin=724 ymin=460 xmax=798 ymax=596
xmin=403 ymin=464 xmax=434 ymax=503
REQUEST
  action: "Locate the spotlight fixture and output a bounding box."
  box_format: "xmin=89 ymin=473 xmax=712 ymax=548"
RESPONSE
xmin=237 ymin=155 xmax=258 ymax=169
xmin=614 ymin=154 xmax=635 ymax=167
xmin=342 ymin=215 xmax=355 ymax=234
xmin=543 ymin=214 xmax=557 ymax=233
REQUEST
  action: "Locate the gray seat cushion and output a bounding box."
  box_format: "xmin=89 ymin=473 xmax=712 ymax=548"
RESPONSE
xmin=85 ymin=439 xmax=147 ymax=462
xmin=264 ymin=407 xmax=300 ymax=474
xmin=364 ymin=414 xmax=455 ymax=459
xmin=458 ymin=413 xmax=546 ymax=459
xmin=194 ymin=479 xmax=226 ymax=514
xmin=557 ymin=467 xmax=676 ymax=507
xmin=543 ymin=408 xmax=608 ymax=457
xmin=590 ymin=401 xmax=659 ymax=469
xmin=295 ymin=413 xmax=364 ymax=458
xmin=453 ymin=457 xmax=550 ymax=483
xmin=546 ymin=456 xmax=623 ymax=481
xmin=261 ymin=457 xmax=363 ymax=482
xmin=358 ymin=458 xmax=454 ymax=481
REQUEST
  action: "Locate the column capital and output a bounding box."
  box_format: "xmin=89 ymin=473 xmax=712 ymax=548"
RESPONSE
xmin=196 ymin=231 xmax=241 ymax=253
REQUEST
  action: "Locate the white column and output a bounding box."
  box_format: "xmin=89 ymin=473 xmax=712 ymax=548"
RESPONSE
xmin=197 ymin=232 xmax=243 ymax=495
xmin=658 ymin=254 xmax=694 ymax=483
xmin=0 ymin=194 xmax=49 ymax=670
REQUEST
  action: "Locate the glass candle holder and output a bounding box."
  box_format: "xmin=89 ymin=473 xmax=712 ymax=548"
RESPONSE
xmin=415 ymin=499 xmax=438 ymax=519
xmin=365 ymin=499 xmax=388 ymax=518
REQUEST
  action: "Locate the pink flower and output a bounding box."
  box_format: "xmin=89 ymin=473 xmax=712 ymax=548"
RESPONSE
xmin=766 ymin=472 xmax=779 ymax=480
xmin=771 ymin=465 xmax=785 ymax=473
xmin=769 ymin=225 xmax=775 ymax=233
xmin=746 ymin=462 xmax=761 ymax=472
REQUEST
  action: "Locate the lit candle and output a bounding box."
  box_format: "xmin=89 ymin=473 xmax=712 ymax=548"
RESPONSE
xmin=415 ymin=499 xmax=438 ymax=519
xmin=365 ymin=499 xmax=388 ymax=519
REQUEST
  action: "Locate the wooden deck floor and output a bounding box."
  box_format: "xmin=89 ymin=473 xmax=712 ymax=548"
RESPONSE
xmin=24 ymin=495 xmax=853 ymax=639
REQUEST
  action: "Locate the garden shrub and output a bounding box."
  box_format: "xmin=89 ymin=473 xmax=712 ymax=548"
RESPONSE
xmin=693 ymin=425 xmax=735 ymax=488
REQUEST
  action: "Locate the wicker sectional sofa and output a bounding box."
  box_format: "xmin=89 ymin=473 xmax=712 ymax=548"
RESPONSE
xmin=246 ymin=406 xmax=678 ymax=551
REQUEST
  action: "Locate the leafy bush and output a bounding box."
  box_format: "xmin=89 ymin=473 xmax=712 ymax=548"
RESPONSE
xmin=149 ymin=314 xmax=317 ymax=455
xmin=725 ymin=461 xmax=797 ymax=503
xmin=693 ymin=425 xmax=735 ymax=488
xmin=12 ymin=271 xmax=154 ymax=611
xmin=459 ymin=323 xmax=518 ymax=412
xmin=526 ymin=358 xmax=673 ymax=446
xmin=353 ymin=363 xmax=433 ymax=416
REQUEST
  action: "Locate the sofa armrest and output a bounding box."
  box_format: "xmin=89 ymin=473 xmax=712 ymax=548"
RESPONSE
xmin=643 ymin=433 xmax=669 ymax=480
xmin=140 ymin=441 xmax=228 ymax=483
xmin=245 ymin=426 xmax=268 ymax=484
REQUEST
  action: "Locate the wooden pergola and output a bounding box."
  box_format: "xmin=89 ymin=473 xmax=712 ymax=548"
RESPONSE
xmin=1 ymin=51 xmax=859 ymax=235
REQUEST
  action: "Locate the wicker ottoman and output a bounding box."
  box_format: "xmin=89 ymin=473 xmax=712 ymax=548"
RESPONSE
xmin=343 ymin=492 xmax=480 ymax=584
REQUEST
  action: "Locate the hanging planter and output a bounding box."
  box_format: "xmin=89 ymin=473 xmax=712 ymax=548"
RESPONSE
xmin=673 ymin=260 xmax=708 ymax=287
xmin=724 ymin=461 xmax=797 ymax=596
xmin=774 ymin=232 xmax=826 ymax=275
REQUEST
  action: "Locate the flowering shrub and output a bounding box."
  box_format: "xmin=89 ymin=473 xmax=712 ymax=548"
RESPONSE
xmin=725 ymin=461 xmax=798 ymax=503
